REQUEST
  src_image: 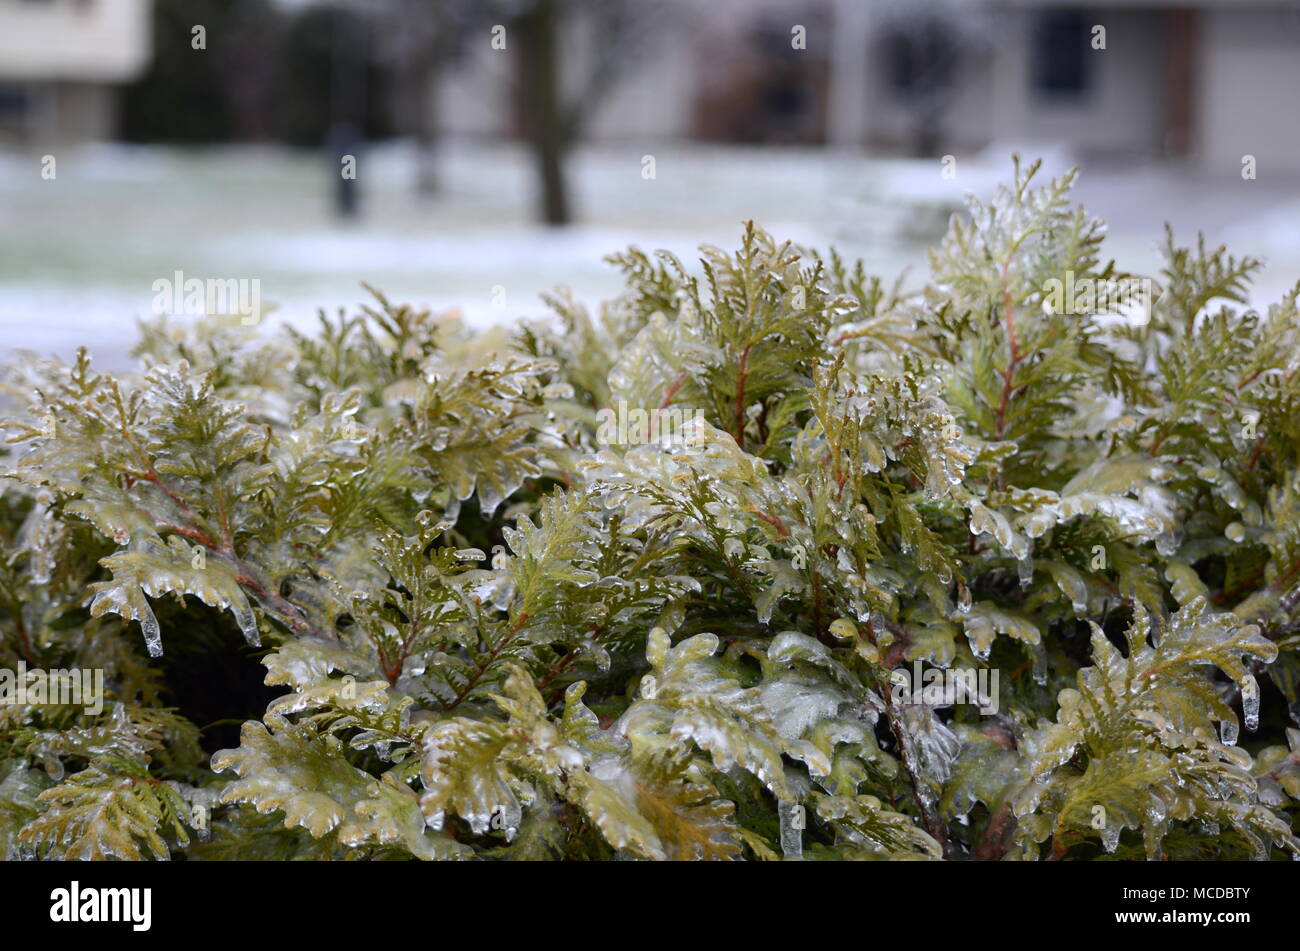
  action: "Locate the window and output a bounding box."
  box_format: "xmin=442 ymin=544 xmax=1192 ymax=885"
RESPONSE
xmin=1034 ymin=10 xmax=1091 ymax=97
xmin=0 ymin=85 xmax=32 ymax=123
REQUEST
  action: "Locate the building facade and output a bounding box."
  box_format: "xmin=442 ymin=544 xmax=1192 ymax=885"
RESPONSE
xmin=0 ymin=0 xmax=153 ymax=143
xmin=433 ymin=0 xmax=1300 ymax=173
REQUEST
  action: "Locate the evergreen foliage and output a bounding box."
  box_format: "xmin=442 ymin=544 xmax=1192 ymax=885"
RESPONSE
xmin=3 ymin=158 xmax=1299 ymax=860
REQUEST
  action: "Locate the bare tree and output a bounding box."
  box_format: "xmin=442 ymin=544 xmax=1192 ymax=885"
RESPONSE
xmin=448 ymin=0 xmax=666 ymax=225
xmin=875 ymin=0 xmax=992 ymax=157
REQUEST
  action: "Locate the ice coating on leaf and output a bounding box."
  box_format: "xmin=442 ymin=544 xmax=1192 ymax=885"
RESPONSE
xmin=465 ymin=568 xmax=516 ymax=612
xmin=1165 ymin=561 xmax=1209 ymax=606
xmin=264 ymin=638 xmax=375 ymax=691
xmin=754 ymin=559 xmax=804 ymax=624
xmin=1019 ymin=457 xmax=1178 ymax=545
xmin=1046 ymin=561 xmax=1089 ymax=616
xmin=896 ymin=702 xmax=961 ymax=788
xmin=541 ymin=382 xmax=574 ymax=400
xmin=87 ymin=537 xmax=262 ymax=657
xmin=213 ymin=717 xmax=382 ymax=841
xmin=1197 ymin=461 xmax=1259 ymax=522
xmin=758 ymin=676 xmax=846 ymax=742
xmin=626 ymin=628 xmax=791 ymax=799
xmin=418 ymin=716 xmax=523 ymax=836
xmin=962 ymin=603 xmax=1042 ymax=659
xmin=41 ymin=752 xmax=65 ymax=782
xmin=17 ymin=502 xmax=63 ymax=585
xmin=968 ymin=500 xmax=1029 ymax=559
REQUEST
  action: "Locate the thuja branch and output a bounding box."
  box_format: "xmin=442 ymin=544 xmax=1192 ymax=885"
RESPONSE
xmin=869 ymin=615 xmax=952 ymax=858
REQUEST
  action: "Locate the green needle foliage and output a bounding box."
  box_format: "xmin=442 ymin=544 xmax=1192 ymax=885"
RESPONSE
xmin=3 ymin=157 xmax=1300 ymax=861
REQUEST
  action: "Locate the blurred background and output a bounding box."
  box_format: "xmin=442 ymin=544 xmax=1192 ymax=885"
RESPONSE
xmin=3 ymin=0 xmax=1300 ymax=366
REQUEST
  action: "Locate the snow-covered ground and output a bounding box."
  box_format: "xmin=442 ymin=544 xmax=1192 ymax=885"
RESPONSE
xmin=2 ymin=140 xmax=1299 ymax=369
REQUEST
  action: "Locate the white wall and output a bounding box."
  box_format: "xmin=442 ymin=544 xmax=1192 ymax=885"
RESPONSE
xmin=0 ymin=0 xmax=152 ymax=82
xmin=954 ymin=7 xmax=1159 ymax=158
xmin=1198 ymin=5 xmax=1300 ymax=175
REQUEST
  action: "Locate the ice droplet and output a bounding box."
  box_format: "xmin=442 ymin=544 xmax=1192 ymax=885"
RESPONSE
xmin=1220 ymin=719 xmax=1239 ymax=746
xmin=1240 ymin=675 xmax=1260 ymax=732
xmin=1100 ymin=822 xmax=1121 ymax=854
xmin=956 ymin=582 xmax=972 ymax=615
xmin=42 ymin=752 xmax=65 ymax=782
xmin=1225 ymin=522 xmax=1246 ymax=543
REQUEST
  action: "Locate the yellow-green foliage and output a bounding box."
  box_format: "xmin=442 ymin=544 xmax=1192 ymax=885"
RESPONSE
xmin=2 ymin=159 xmax=1299 ymax=860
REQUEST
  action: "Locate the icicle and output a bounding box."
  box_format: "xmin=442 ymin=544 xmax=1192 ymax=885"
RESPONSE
xmin=1100 ymin=822 xmax=1121 ymax=854
xmin=1220 ymin=719 xmax=1239 ymax=746
xmin=233 ymin=605 xmax=261 ymax=648
xmin=140 ymin=611 xmax=163 ymax=658
xmin=1031 ymin=644 xmax=1048 ymax=686
xmin=778 ymin=802 xmax=804 ymax=860
xmin=1017 ymin=557 xmax=1034 ymax=590
xmin=1240 ymin=675 xmax=1260 ymax=732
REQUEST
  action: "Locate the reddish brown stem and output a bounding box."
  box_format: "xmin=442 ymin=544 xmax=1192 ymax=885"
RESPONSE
xmin=444 ymin=613 xmax=530 ymax=712
xmin=748 ymin=506 xmax=791 ymax=539
xmin=732 ymin=343 xmax=753 ymax=443
xmin=10 ymin=609 xmax=37 ymax=667
xmin=658 ymin=371 xmax=688 ymax=410
xmin=993 ymin=260 xmax=1022 ymax=442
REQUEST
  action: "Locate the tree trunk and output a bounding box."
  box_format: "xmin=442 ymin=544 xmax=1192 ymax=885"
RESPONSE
xmin=411 ymin=0 xmax=447 ymax=195
xmin=519 ymin=0 xmax=570 ymax=226
xmin=412 ymin=57 xmax=441 ymax=195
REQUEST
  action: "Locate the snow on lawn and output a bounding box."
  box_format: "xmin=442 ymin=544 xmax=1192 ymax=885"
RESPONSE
xmin=2 ymin=141 xmax=1298 ymax=369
